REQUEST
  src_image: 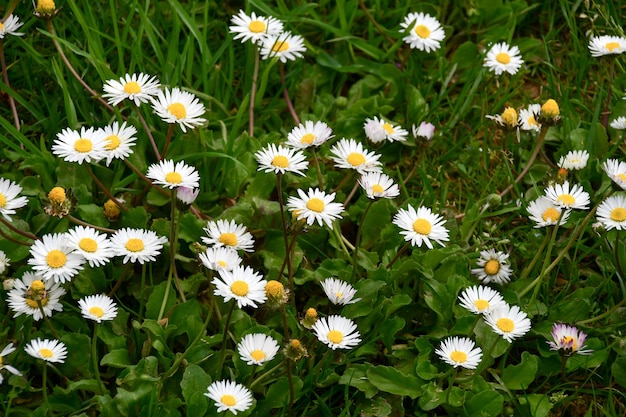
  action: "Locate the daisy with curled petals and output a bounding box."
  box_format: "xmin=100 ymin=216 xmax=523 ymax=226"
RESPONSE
xmin=435 ymin=336 xmax=482 ymax=369
xmin=399 ymin=12 xmax=445 ymax=52
xmin=392 ymin=204 xmax=449 ymax=249
xmin=66 ymin=226 xmax=114 ymax=267
xmin=28 ymin=233 xmax=85 ymax=283
xmin=212 ymin=265 xmax=267 ymax=308
xmin=544 ymin=181 xmax=590 ymax=210
xmin=146 ymin=159 xmax=200 ymax=189
xmin=101 ymin=121 xmax=137 ymax=166
xmin=527 ymin=196 xmax=570 ymax=228
xmin=413 ymin=122 xmax=435 ymax=140
xmin=363 ymin=118 xmax=386 ymax=143
xmin=205 ymin=380 xmax=253 ymax=415
xmin=312 ymin=315 xmax=361 ymax=350
xmin=0 ymin=14 xmax=25 ymax=39
xmin=229 ymin=9 xmax=283 ymax=45
xmin=52 ymin=126 xmax=108 ymax=165
xmin=287 ymin=188 xmax=344 ymax=228
xmin=470 ymin=249 xmax=513 ymax=285
xmin=588 ymin=35 xmax=626 ymax=57
xmin=330 ymin=138 xmax=382 ymax=174
xmin=603 ymin=159 xmax=626 ymax=190
xmin=558 ymin=150 xmax=589 ymax=171
xmin=519 ymin=104 xmax=541 ymax=132
xmin=255 ymin=144 xmax=309 ymax=176
xmin=202 ymin=219 xmax=255 ymax=252
xmin=103 ymin=73 xmax=161 ymax=106
xmin=151 ymin=87 xmax=206 ymax=133
xmin=286 ymin=121 xmax=333 ymax=149
xmin=78 ymin=294 xmax=118 ymax=323
xmin=596 ymin=194 xmax=626 ymax=231
xmin=25 ymin=338 xmax=67 ymax=363
xmin=0 ymin=343 xmax=22 ymax=384
xmin=483 ymin=42 xmax=524 ymax=75
xmin=358 ymin=172 xmax=400 ymax=199
xmin=363 ymin=116 xmax=409 ymax=143
xmin=547 ymin=323 xmax=592 ymax=355
xmin=321 ymin=278 xmax=361 ymax=305
xmin=199 ymin=246 xmax=242 ymax=272
xmin=458 ymin=285 xmax=506 ymax=315
xmin=0 ymin=178 xmax=28 ymax=222
xmin=260 ymin=31 xmax=307 ymax=63
xmin=110 ymin=228 xmax=167 ymax=264
xmin=484 ymin=304 xmax=531 ymax=343
xmin=7 ymin=272 xmax=66 ymax=321
xmin=237 ymin=333 xmax=280 ymax=366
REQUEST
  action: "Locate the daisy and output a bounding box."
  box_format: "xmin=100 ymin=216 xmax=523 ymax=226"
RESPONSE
xmin=596 ymin=194 xmax=626 ymax=230
xmin=0 ymin=250 xmax=9 ymax=274
xmin=0 ymin=178 xmax=28 ymax=222
xmin=201 ymin=219 xmax=255 ymax=252
xmin=286 ymin=188 xmax=344 ymax=228
xmin=198 ymin=246 xmax=242 ymax=272
xmin=237 ymin=333 xmax=280 ymax=365
xmin=603 ymin=159 xmax=626 ymax=189
xmin=78 ymin=294 xmax=118 ymax=323
xmin=0 ymin=14 xmax=25 ymax=39
xmin=229 ymin=9 xmax=283 ymax=44
xmin=588 ymin=35 xmax=626 ymax=57
xmin=260 ymin=31 xmax=307 ymax=63
xmin=110 ymin=228 xmax=168 ymax=264
xmin=320 ymin=278 xmax=361 ymax=305
xmin=484 ymin=304 xmax=531 ymax=343
xmin=544 ymin=181 xmax=590 ymax=210
xmin=358 ymin=172 xmax=400 ymax=199
xmin=527 ymin=196 xmax=570 ymax=228
xmin=52 ymin=126 xmax=108 ymax=165
xmin=28 ymin=233 xmax=85 ymax=283
xmin=458 ymin=285 xmax=506 ymax=315
xmin=363 ymin=116 xmax=409 ymax=143
xmin=146 ymin=159 xmax=200 ymax=189
xmin=24 ymin=338 xmax=67 ymax=363
xmin=65 ymin=226 xmax=114 ymax=267
xmin=486 ymin=107 xmax=519 ymax=130
xmin=547 ymin=323 xmax=592 ymax=355
xmin=471 ymin=249 xmax=513 ymax=285
xmin=312 ymin=315 xmax=361 ymax=350
xmin=412 ymin=122 xmax=435 ymax=140
xmin=484 ymin=42 xmax=524 ymax=75
xmin=538 ymin=99 xmax=561 ymax=125
xmin=101 ymin=121 xmax=137 ymax=166
xmin=435 ymin=336 xmax=482 ymax=369
xmin=0 ymin=343 xmax=22 ymax=385
xmin=205 ymin=380 xmax=253 ymax=415
xmin=151 ymin=87 xmax=206 ymax=133
xmin=176 ymin=186 xmax=199 ymax=205
xmin=7 ymin=271 xmax=66 ymax=321
xmin=329 ymin=138 xmax=382 ymax=174
xmin=399 ymin=12 xmax=445 ymax=52
xmin=558 ymin=150 xmax=589 ymax=170
xmin=286 ymin=120 xmax=334 ymax=149
xmin=102 ymin=73 xmax=161 ymax=106
xmin=518 ymin=104 xmax=541 ymax=132
xmin=392 ymin=204 xmax=449 ymax=249
xmin=213 ymin=265 xmax=267 ymax=308
xmin=610 ymin=116 xmax=626 ymax=130
xmin=254 ymin=143 xmax=309 ymax=176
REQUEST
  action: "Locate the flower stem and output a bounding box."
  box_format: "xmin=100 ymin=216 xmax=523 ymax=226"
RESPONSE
xmin=519 ymin=229 xmax=551 ymax=282
xmin=160 ymin=124 xmax=175 ymax=160
xmin=42 ymin=363 xmax=50 ymax=416
xmin=38 ymin=302 xmax=60 ymax=340
xmin=523 ymin=217 xmax=561 ymax=304
xmin=0 ymin=216 xmax=38 ymax=241
xmin=249 ymin=48 xmax=260 ymax=137
xmin=351 ymin=200 xmax=374 ymax=280
xmin=92 ymin=323 xmax=106 ymax=394
xmin=280 ymin=64 xmax=300 ymax=125
xmin=249 ymin=361 xmax=283 ymax=390
xmin=217 ymin=301 xmax=237 ymax=377
xmin=311 ymin=148 xmax=324 ymax=189
xmin=577 ymin=296 xmax=626 ymax=325
xmin=276 ymin=173 xmax=293 ymax=287
xmin=133 ymin=103 xmax=161 ymax=160
xmin=0 ymin=41 xmax=20 ymax=131
xmin=67 ymin=215 xmax=116 ymax=233
xmin=386 ymin=242 xmax=411 ymax=269
xmin=85 ymin=165 xmax=128 ymax=212
xmin=157 ymin=189 xmax=182 ymax=321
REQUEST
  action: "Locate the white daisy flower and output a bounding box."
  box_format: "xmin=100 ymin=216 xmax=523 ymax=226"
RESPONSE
xmin=320 ymin=278 xmax=361 ymax=305
xmin=146 ymin=159 xmax=200 ymax=189
xmin=547 ymin=323 xmax=592 ymax=355
xmin=312 ymin=315 xmax=361 ymax=350
xmin=24 ymin=338 xmax=67 ymax=363
xmin=28 ymin=233 xmax=85 ymax=283
xmin=205 ymin=380 xmax=253 ymax=415
xmin=470 ymin=249 xmax=513 ymax=285
xmin=358 ymin=172 xmax=400 ymax=199
xmin=392 ymin=204 xmax=449 ymax=249
xmin=0 ymin=14 xmax=25 ymax=39
xmin=435 ymin=336 xmax=483 ymax=369
xmin=486 ymin=107 xmax=520 ymax=130
xmin=286 ymin=121 xmax=334 ymax=149
xmin=596 ymin=194 xmax=626 ymax=231
xmin=102 ymin=73 xmax=161 ymax=106
xmin=213 ymin=265 xmax=267 ymax=308
xmin=201 ymin=219 xmax=255 ymax=252
xmin=588 ymin=35 xmax=626 ymax=57
xmin=518 ymin=104 xmax=541 ymax=132
xmin=151 ymin=87 xmax=206 ymax=133
xmin=484 ymin=304 xmax=531 ymax=343
xmin=7 ymin=272 xmax=66 ymax=321
xmin=229 ymin=9 xmax=283 ymax=44
xmin=0 ymin=250 xmax=9 ymax=275
xmin=0 ymin=178 xmax=28 ymax=222
xmin=198 ymin=246 xmax=242 ymax=272
xmin=458 ymin=285 xmax=506 ymax=315
xmin=286 ymin=188 xmax=344 ymax=228
xmin=78 ymin=294 xmax=118 ymax=323
xmin=483 ymin=42 xmax=524 ymax=75
xmin=399 ymin=12 xmax=445 ymax=52
xmin=0 ymin=343 xmax=22 ymax=385
xmin=329 ymin=138 xmax=382 ymax=174
xmin=610 ymin=116 xmax=626 ymax=130
xmin=558 ymin=150 xmax=589 ymax=170
xmin=260 ymin=31 xmax=307 ymax=63
xmin=363 ymin=118 xmax=386 ymax=143
xmin=544 ymin=181 xmax=590 ymax=210
xmin=237 ymin=333 xmax=280 ymax=365
xmin=603 ymin=159 xmax=626 ymax=190
xmin=101 ymin=121 xmax=137 ymax=166
xmin=176 ymin=186 xmax=199 ymax=205
xmin=65 ymin=226 xmax=114 ymax=267
xmin=254 ymin=144 xmax=309 ymax=176
xmin=363 ymin=116 xmax=408 ymax=143
xmin=52 ymin=126 xmax=108 ymax=164
xmin=110 ymin=228 xmax=168 ymax=264
xmin=527 ymin=196 xmax=570 ymax=228
xmin=412 ymin=122 xmax=435 ymax=140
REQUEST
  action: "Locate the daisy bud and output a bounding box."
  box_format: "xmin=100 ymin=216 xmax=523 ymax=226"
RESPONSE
xmin=485 ymin=193 xmax=502 ymax=209
xmin=502 ymin=108 xmax=518 ymax=128
xmin=301 ymin=307 xmax=318 ymax=329
xmin=103 ymin=199 xmax=121 ymax=222
xmin=557 ymin=167 xmax=568 ymax=183
xmin=539 ymin=99 xmax=561 ymax=125
xmin=284 ymin=338 xmax=308 ymax=362
xmin=48 ymin=186 xmax=66 ymax=204
xmin=413 ymin=122 xmax=435 ymax=140
xmin=44 ymin=186 xmax=74 ymax=218
xmin=3 ymin=278 xmax=15 ymax=291
xmin=265 ymin=280 xmax=288 ymax=308
xmin=176 ymin=186 xmax=200 ymax=205
xmin=36 ymin=0 xmax=56 ymax=16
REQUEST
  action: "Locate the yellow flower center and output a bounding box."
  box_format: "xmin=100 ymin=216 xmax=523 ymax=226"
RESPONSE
xmin=474 ymin=299 xmax=490 ymax=311
xmin=0 ymin=193 xmax=6 ymax=208
xmin=484 ymin=259 xmax=500 ymax=275
xmin=382 ymin=123 xmax=394 ymax=134
xmin=0 ymin=23 xmax=4 ymax=31
xmin=496 ymin=317 xmax=515 ymax=333
xmin=231 ymin=280 xmax=249 ymax=296
xmin=561 ymin=336 xmax=578 ymax=351
xmin=347 ymin=152 xmax=366 ymax=167
xmin=306 ymin=198 xmax=325 ymax=213
xmin=290 ymin=339 xmax=302 ymax=348
xmin=39 ymin=348 xmax=54 ymax=359
xmin=496 ymin=52 xmax=511 ymax=64
xmin=265 ymin=280 xmax=284 ymax=298
xmin=48 ymin=186 xmax=66 ymax=204
xmin=220 ymin=394 xmax=236 ymax=407
xmin=557 ymin=194 xmax=575 ymax=206
xmin=527 ymin=115 xmax=538 ymax=126
xmin=167 ymin=102 xmax=187 ymax=120
xmin=502 ymin=108 xmax=518 ymax=127
xmin=450 ymin=350 xmax=467 ymax=363
xmin=606 ymin=42 xmax=620 ymax=52
xmin=610 ymin=207 xmax=626 ymax=222
xmin=335 ymin=292 xmax=343 ymax=299
xmin=619 ymin=173 xmax=626 ymax=183
xmin=79 ymin=237 xmax=98 ymax=253
xmin=305 ymin=307 xmax=317 ymax=319
xmin=36 ymin=0 xmax=56 ymax=14
xmin=541 ymin=99 xmax=560 ymax=118
xmin=46 ymin=250 xmax=67 ymax=268
xmin=371 ymin=184 xmax=384 ymax=194
xmin=250 ymin=349 xmax=266 ymax=361
xmin=125 ymin=238 xmax=144 ymax=252
xmin=31 ymin=280 xmax=46 ymax=292
xmin=272 ymin=41 xmax=289 ymax=53
xmin=104 ymin=199 xmax=121 ymax=220
xmin=105 ymin=135 xmax=121 ymax=150
xmin=26 ymin=297 xmax=49 ymax=308
xmin=327 ymin=330 xmax=343 ymax=344
xmin=271 ymin=155 xmax=289 ymax=168
xmin=165 ymin=172 xmax=182 ymax=184
xmin=248 ymin=20 xmax=266 ymax=33
xmin=414 ymin=25 xmax=430 ymax=38
xmin=412 ymin=218 xmax=432 ymax=235
xmin=301 ymin=133 xmax=315 ymax=144
xmin=123 ymin=81 xmax=141 ymax=95
xmin=75 ymin=138 xmax=93 ymax=153
xmin=542 ymin=207 xmax=560 ymax=222
xmin=219 ymin=232 xmax=238 ymax=247
xmin=217 ymin=260 xmax=227 ymax=268
xmin=89 ymin=306 xmax=104 ymax=318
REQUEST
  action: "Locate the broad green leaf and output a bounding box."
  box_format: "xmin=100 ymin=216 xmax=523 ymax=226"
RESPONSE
xmin=464 ymin=390 xmax=504 ymax=416
xmin=366 ymin=365 xmax=423 ymax=399
xmin=101 ymin=349 xmax=131 ymax=368
xmin=338 ymin=365 xmax=378 ymax=398
xmin=502 ymin=351 xmax=539 ymax=390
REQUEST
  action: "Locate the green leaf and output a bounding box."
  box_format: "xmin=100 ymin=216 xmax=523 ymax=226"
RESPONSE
xmin=611 ymin=357 xmax=626 ymax=388
xmin=464 ymin=390 xmax=504 ymax=416
xmin=101 ymin=349 xmax=131 ymax=368
xmin=418 ymin=381 xmax=447 ymax=411
xmin=75 ymin=204 xmax=109 ymax=227
xmin=366 ymin=365 xmax=423 ymax=399
xmin=338 ymin=365 xmax=378 ymax=398
xmin=502 ymin=351 xmax=539 ymax=390
xmin=517 ymin=394 xmax=553 ymax=417
xmin=380 ymin=316 xmax=405 ymax=350
xmin=180 ymin=364 xmax=211 ymax=406
xmin=145 ymin=281 xmax=177 ymax=320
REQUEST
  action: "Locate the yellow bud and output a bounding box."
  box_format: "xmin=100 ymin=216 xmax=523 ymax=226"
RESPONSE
xmin=301 ymin=307 xmax=318 ymax=329
xmin=541 ymin=99 xmax=560 ymax=118
xmin=103 ymin=199 xmax=121 ymax=222
xmin=501 ymin=107 xmax=518 ymax=128
xmin=36 ymin=0 xmax=56 ymax=15
xmin=48 ymin=186 xmax=66 ymax=204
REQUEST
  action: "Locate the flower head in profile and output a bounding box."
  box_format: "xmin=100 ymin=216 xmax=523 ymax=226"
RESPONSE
xmin=544 ymin=181 xmax=590 ymax=210
xmin=320 ymin=278 xmax=361 ymax=305
xmin=198 ymin=246 xmax=242 ymax=272
xmin=471 ymin=249 xmax=513 ymax=285
xmin=519 ymin=104 xmax=542 ymax=132
xmin=538 ymin=99 xmax=561 ymax=125
xmin=255 ymin=144 xmax=309 ymax=176
xmin=330 ymin=138 xmax=382 ymax=174
xmin=435 ymin=336 xmax=482 ymax=369
xmin=0 ymin=250 xmax=9 ymax=275
xmin=358 ymin=172 xmax=400 ymax=199
xmin=597 ymin=194 xmax=626 ymax=231
xmin=412 ymin=122 xmax=435 ymax=140
xmin=213 ymin=265 xmax=267 ymax=308
xmin=265 ymin=280 xmax=289 ymax=309
xmin=101 ymin=122 xmax=137 ymax=166
xmin=25 ymin=338 xmax=67 ymax=363
xmin=28 ymin=233 xmax=85 ymax=283
xmin=0 ymin=15 xmax=25 ymax=39
xmin=102 ymin=73 xmax=161 ymax=106
xmin=0 ymin=178 xmax=28 ymax=222
xmin=458 ymin=285 xmax=507 ymax=315
xmin=558 ymin=150 xmax=589 ymax=171
xmin=260 ymin=31 xmax=306 ymax=63
xmin=486 ymin=107 xmax=519 ymax=130
xmin=34 ymin=0 xmax=58 ymax=18
xmin=52 ymin=126 xmax=108 ymax=165
xmin=176 ymin=186 xmax=199 ymax=205
xmin=152 ymin=87 xmax=206 ymax=133
xmin=527 ymin=196 xmax=570 ymax=228
xmin=229 ymin=9 xmax=283 ymax=44
xmin=65 ymin=226 xmax=114 ymax=267
xmin=110 ymin=228 xmax=167 ymax=264
xmin=287 ymin=188 xmax=344 ymax=228
xmin=610 ymin=116 xmax=626 ymax=130
xmin=603 ymin=159 xmax=626 ymax=190
xmin=286 ymin=121 xmax=334 ymax=149
xmin=363 ymin=116 xmax=409 ymax=143
xmin=7 ymin=271 xmax=66 ymax=321
xmin=588 ymin=35 xmax=626 ymax=57
xmin=0 ymin=343 xmax=22 ymax=384
xmin=547 ymin=323 xmax=592 ymax=355
xmin=202 ymin=219 xmax=255 ymax=252
xmin=301 ymin=307 xmax=318 ymax=329
xmin=78 ymin=294 xmax=118 ymax=323
xmin=44 ymin=186 xmax=75 ymax=218
xmin=484 ymin=42 xmax=524 ymax=75
xmin=399 ymin=12 xmax=445 ymax=52
xmin=237 ymin=333 xmax=280 ymax=366
xmin=205 ymin=380 xmax=253 ymax=415
xmin=146 ymin=159 xmax=200 ymax=189
xmin=393 ymin=204 xmax=449 ymax=249
xmin=484 ymin=304 xmax=531 ymax=343
xmin=312 ymin=315 xmax=361 ymax=350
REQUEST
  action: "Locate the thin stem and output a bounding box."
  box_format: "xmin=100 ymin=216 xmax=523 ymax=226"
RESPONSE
xmin=0 ymin=227 xmax=31 ymax=246
xmin=342 ymin=180 xmax=361 ymax=207
xmin=123 ymin=159 xmax=170 ymax=197
xmin=217 ymin=301 xmax=237 ymax=377
xmin=249 ymin=48 xmax=260 ymax=137
xmin=160 ymin=124 xmax=176 ymax=160
xmin=332 ymin=221 xmax=351 ymax=257
xmin=311 ymin=148 xmax=324 ymax=189
xmin=286 ymin=360 xmax=295 ymax=410
xmin=133 ymin=103 xmax=161 ymax=160
xmin=278 ymin=233 xmax=298 ymax=280
xmin=0 ymin=216 xmax=38 ymax=241
xmin=577 ymin=296 xmax=626 ymax=325
xmin=157 ymin=190 xmax=180 ymax=321
xmin=357 ymin=0 xmax=395 ymax=46
xmin=602 ymin=60 xmax=615 ymax=128
xmin=249 ymin=361 xmax=283 ymax=390
xmin=42 ymin=363 xmax=50 ymax=417
xmin=85 ymin=165 xmax=128 ymax=211
xmin=172 ymin=200 xmax=186 ymax=303
xmin=527 ymin=218 xmax=561 ymax=305
xmin=280 ymin=64 xmax=300 ymax=125
xmin=560 ymin=354 xmax=568 ymax=381
xmin=386 ymin=242 xmax=411 ymax=269
xmin=139 ymin=264 xmax=147 ymax=321
xmin=351 ymin=200 xmax=374 ymax=280
xmin=38 ymin=301 xmax=60 ymax=339
xmin=67 ymin=215 xmax=116 ymax=233
xmin=0 ymin=41 xmax=20 ymax=130
xmin=92 ymin=323 xmax=106 ymax=394
xmin=276 ymin=174 xmax=293 ymax=288
xmin=519 ymin=230 xmax=551 ymax=282
xmin=614 ymin=230 xmax=625 ymax=291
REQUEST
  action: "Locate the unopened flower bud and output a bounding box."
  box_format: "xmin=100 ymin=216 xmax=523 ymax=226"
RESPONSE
xmin=103 ymin=199 xmax=121 ymax=222
xmin=265 ymin=280 xmax=288 ymax=308
xmin=284 ymin=338 xmax=308 ymax=362
xmin=539 ymin=99 xmax=561 ymax=125
xmin=301 ymin=307 xmax=318 ymax=329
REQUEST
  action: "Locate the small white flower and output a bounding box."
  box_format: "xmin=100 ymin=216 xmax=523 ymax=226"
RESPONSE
xmin=484 ymin=42 xmax=524 ymax=75
xmin=603 ymin=159 xmax=626 ymax=190
xmin=7 ymin=272 xmax=66 ymax=321
xmin=610 ymin=116 xmax=626 ymax=130
xmin=363 ymin=116 xmax=408 ymax=143
xmin=558 ymin=150 xmax=589 ymax=170
xmin=28 ymin=233 xmax=85 ymax=283
xmin=435 ymin=336 xmax=483 ymax=369
xmin=0 ymin=250 xmax=9 ymax=275
xmin=213 ymin=265 xmax=267 ymax=308
xmin=0 ymin=14 xmax=25 ymax=39
xmin=392 ymin=204 xmax=449 ymax=249
xmin=597 ymin=194 xmax=626 ymax=231
xmin=484 ymin=304 xmax=532 ymax=343
xmin=101 ymin=121 xmax=138 ymax=166
xmin=286 ymin=121 xmax=334 ymax=149
xmin=412 ymin=122 xmax=435 ymax=140
xmin=0 ymin=178 xmax=28 ymax=222
xmin=0 ymin=343 xmax=22 ymax=384
xmin=52 ymin=126 xmax=108 ymax=165
xmin=198 ymin=246 xmax=242 ymax=272
xmin=205 ymin=380 xmax=253 ymax=415
xmin=260 ymin=31 xmax=307 ymax=63
xmin=146 ymin=159 xmax=200 ymax=189
xmin=399 ymin=12 xmax=445 ymax=52
xmin=102 ymin=73 xmax=161 ymax=106
xmin=78 ymin=294 xmax=118 ymax=323
xmin=109 ymin=228 xmax=167 ymax=264
xmin=527 ymin=196 xmax=570 ymax=228
xmin=518 ymin=104 xmax=542 ymax=132
xmin=470 ymin=249 xmax=513 ymax=285
xmin=229 ymin=9 xmax=283 ymax=44
xmin=255 ymin=143 xmax=309 ymax=176
xmin=201 ymin=219 xmax=255 ymax=252
xmin=588 ymin=35 xmax=626 ymax=57
xmin=237 ymin=333 xmax=280 ymax=365
xmin=152 ymin=87 xmax=206 ymax=133
xmin=330 ymin=138 xmax=382 ymax=174
xmin=358 ymin=172 xmax=400 ymax=199
xmin=287 ymin=188 xmax=344 ymax=228
xmin=544 ymin=181 xmax=590 ymax=210
xmin=65 ymin=226 xmax=114 ymax=267
xmin=458 ymin=285 xmax=506 ymax=315
xmin=24 ymin=338 xmax=68 ymax=363
xmin=320 ymin=278 xmax=361 ymax=305
xmin=312 ymin=315 xmax=361 ymax=350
